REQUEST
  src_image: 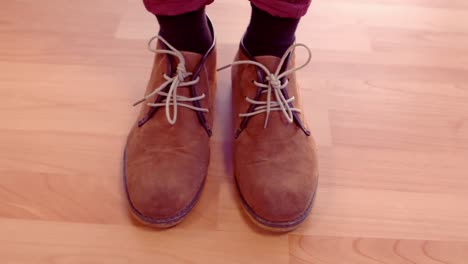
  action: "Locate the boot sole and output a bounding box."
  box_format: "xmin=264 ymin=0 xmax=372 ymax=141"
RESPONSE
xmin=235 ymin=175 xmax=318 ymax=232
xmin=122 ymin=147 xmax=206 ymax=228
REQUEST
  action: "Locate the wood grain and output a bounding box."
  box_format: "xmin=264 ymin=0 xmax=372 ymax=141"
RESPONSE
xmin=1 ymin=0 xmax=468 ymax=263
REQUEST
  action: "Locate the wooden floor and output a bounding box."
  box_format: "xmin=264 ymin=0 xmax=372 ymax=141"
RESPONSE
xmin=1 ymin=0 xmax=468 ymax=263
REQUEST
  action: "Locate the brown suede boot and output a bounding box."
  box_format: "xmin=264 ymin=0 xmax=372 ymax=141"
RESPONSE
xmin=123 ymin=27 xmax=216 ymax=227
xmin=223 ymin=41 xmax=318 ymax=231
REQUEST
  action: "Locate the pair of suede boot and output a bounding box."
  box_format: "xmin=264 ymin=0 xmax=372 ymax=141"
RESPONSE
xmin=124 ymin=22 xmax=318 ymax=231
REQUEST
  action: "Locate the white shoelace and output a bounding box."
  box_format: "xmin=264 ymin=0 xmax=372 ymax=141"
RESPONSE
xmin=218 ymin=43 xmax=312 ymax=128
xmin=133 ymin=36 xmax=208 ymax=125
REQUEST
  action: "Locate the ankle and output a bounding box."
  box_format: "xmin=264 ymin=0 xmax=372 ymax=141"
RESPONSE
xmin=243 ymin=4 xmax=299 ymax=57
xmin=156 ymin=8 xmax=213 ymax=54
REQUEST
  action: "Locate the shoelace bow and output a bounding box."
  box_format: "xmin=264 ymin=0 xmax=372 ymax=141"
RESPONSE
xmin=218 ymin=43 xmax=312 ymax=128
xmin=133 ymin=36 xmax=208 ymax=125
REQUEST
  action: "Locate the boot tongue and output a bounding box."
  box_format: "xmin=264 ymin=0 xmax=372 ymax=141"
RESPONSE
xmin=168 ymin=51 xmax=202 ymax=98
xmin=178 ymin=51 xmax=203 ymax=73
xmin=251 ymin=55 xmax=294 ymax=130
xmin=253 ymin=55 xmax=284 ymax=102
xmin=254 ymin=55 xmax=282 ymax=74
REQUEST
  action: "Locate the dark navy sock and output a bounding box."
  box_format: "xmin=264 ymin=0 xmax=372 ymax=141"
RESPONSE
xmin=243 ymin=3 xmax=300 ymax=57
xmin=156 ymin=8 xmax=212 ymax=54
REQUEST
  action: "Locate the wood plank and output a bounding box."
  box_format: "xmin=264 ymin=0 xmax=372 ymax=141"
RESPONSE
xmin=290 ymin=235 xmax=468 ymax=264
xmin=0 ymin=218 xmax=289 ymax=263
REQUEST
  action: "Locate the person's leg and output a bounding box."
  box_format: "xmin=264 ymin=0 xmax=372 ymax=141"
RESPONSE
xmin=249 ymin=0 xmax=311 ymax=18
xmin=143 ymin=0 xmax=214 ymax=54
xmin=227 ymin=0 xmax=318 ymax=232
xmin=243 ymin=0 xmax=311 ymax=57
xmin=123 ymin=0 xmax=217 ymax=228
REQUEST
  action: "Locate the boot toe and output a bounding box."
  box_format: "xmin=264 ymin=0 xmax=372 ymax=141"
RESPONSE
xmin=124 ymin=153 xmax=208 ymax=225
xmin=239 ymin=175 xmax=314 ymax=225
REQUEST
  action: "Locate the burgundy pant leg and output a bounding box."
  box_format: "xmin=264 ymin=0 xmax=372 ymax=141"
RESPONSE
xmin=143 ymin=0 xmax=310 ymax=19
xmin=143 ymin=0 xmax=214 ymax=16
xmin=250 ymin=0 xmax=312 ymax=18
